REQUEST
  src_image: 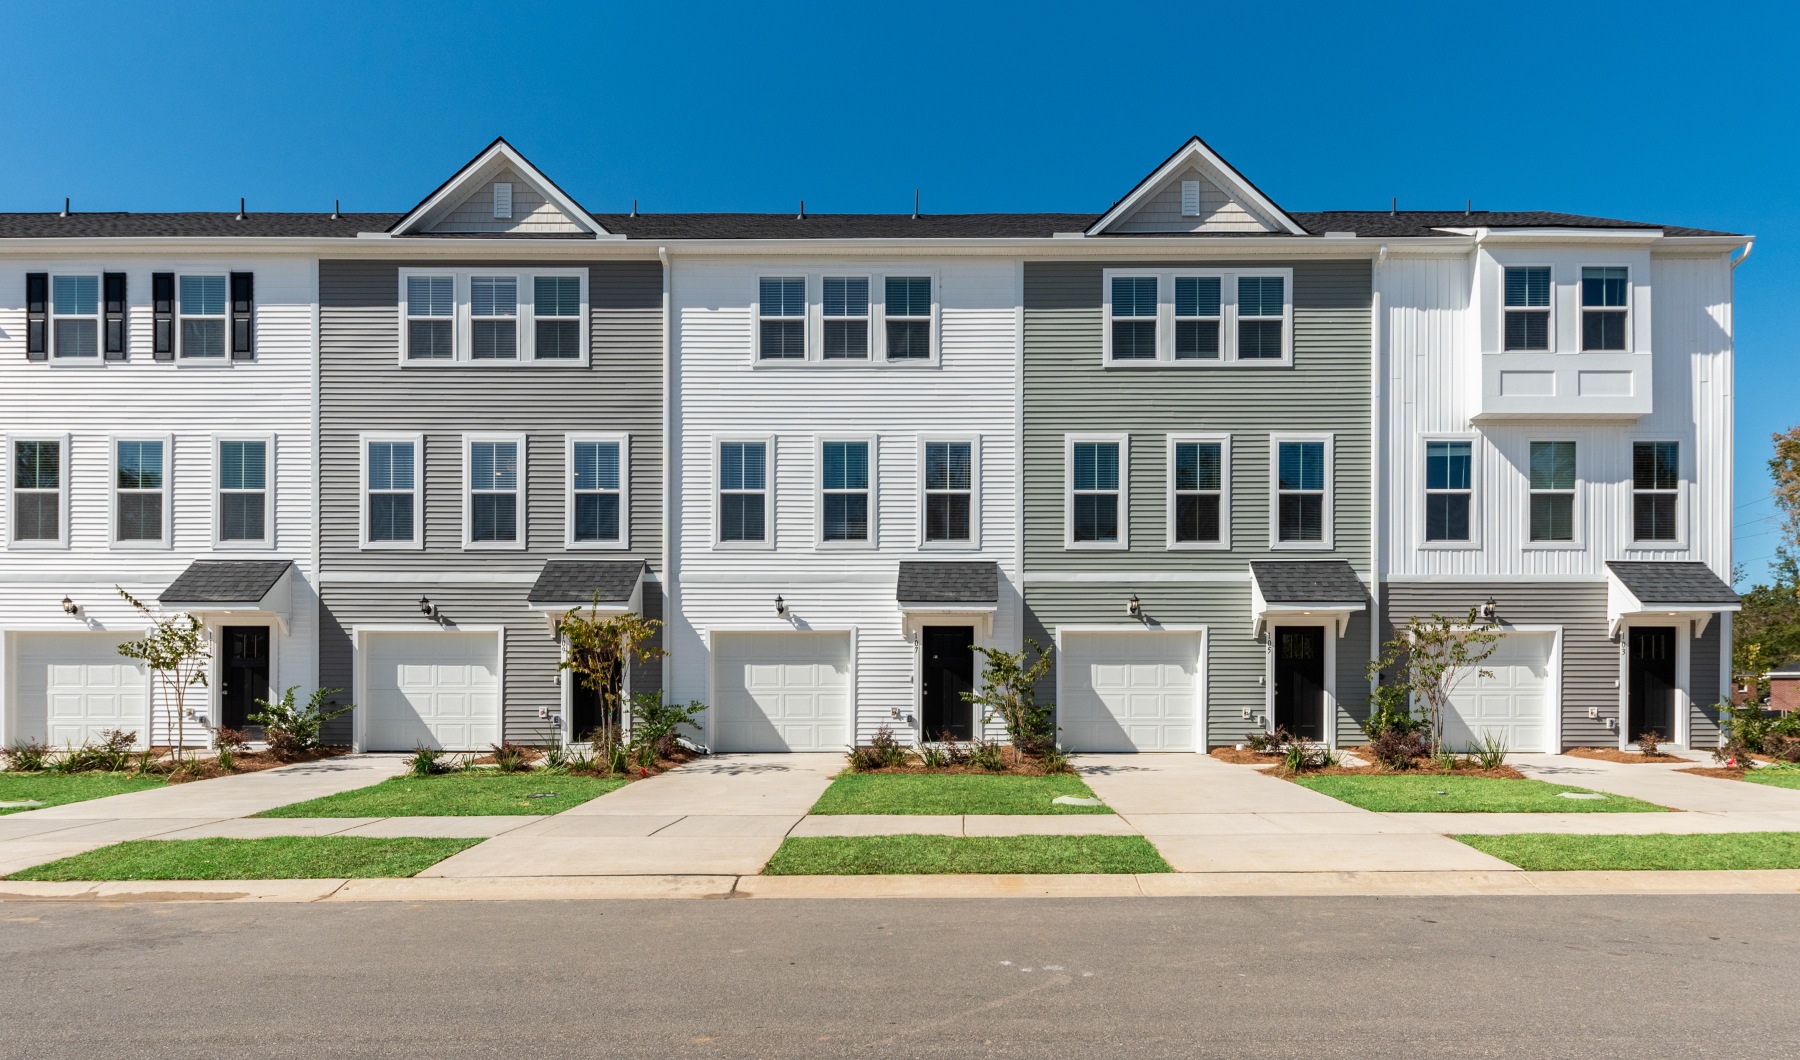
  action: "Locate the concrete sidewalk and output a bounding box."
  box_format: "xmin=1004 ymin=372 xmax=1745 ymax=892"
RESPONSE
xmin=1514 ymin=754 xmax=1800 ymax=813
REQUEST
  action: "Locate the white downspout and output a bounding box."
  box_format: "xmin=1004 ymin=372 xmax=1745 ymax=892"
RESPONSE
xmin=658 ymin=246 xmax=672 ymax=705
xmin=1369 ymin=245 xmax=1388 ymax=740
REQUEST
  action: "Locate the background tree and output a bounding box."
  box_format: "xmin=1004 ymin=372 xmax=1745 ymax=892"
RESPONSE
xmin=114 ymin=588 xmax=210 ymax=761
xmin=1733 ymin=428 xmax=1800 ymax=699
xmin=553 ymin=602 xmax=665 ymax=750
xmin=1367 ymin=609 xmax=1503 ymax=753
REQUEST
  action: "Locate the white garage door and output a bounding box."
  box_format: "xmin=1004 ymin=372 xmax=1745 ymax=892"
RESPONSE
xmin=1058 ymin=631 xmax=1201 ymax=752
xmin=362 ymin=632 xmax=501 ymax=751
xmin=1444 ymin=631 xmax=1554 ymax=754
xmin=712 ymin=632 xmax=852 ymax=752
xmin=10 ymin=633 xmax=149 ymax=748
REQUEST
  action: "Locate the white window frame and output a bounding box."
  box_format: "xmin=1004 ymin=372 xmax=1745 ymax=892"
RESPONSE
xmin=1628 ymin=438 xmax=1685 ymax=550
xmin=359 ymin=432 xmax=424 ymax=551
xmin=565 ymin=432 xmax=630 ymax=550
xmin=396 ymin=268 xmax=588 ymax=366
xmin=1166 ymin=433 xmax=1231 ymax=550
xmin=402 ymin=273 xmax=457 ymax=361
xmin=1419 ymin=433 xmax=1478 ymax=550
xmin=1501 ymin=264 xmax=1555 ymax=353
xmin=462 ymin=432 xmax=527 ymax=551
xmin=1524 ymin=438 xmax=1581 ymax=550
xmin=1064 ymin=433 xmax=1129 ymax=551
xmin=50 ymin=274 xmax=101 ymax=361
xmin=1101 ymin=268 xmax=1293 ymax=366
xmin=816 ymin=435 xmax=878 ymax=550
xmin=1269 ymin=432 xmax=1333 ymax=551
xmin=109 ymin=434 xmax=173 ymax=550
xmin=918 ymin=435 xmax=980 ymax=550
xmin=1579 ymin=263 xmax=1632 ymax=354
xmin=714 ymin=436 xmax=775 ymax=550
xmin=213 ymin=434 xmax=275 ymax=550
xmin=821 ymin=275 xmax=872 ymax=361
xmin=177 ymin=273 xmax=230 ymax=361
xmin=752 ymin=272 xmax=941 ymax=367
xmin=530 ymin=274 xmax=586 ymax=362
xmin=5 ymin=434 xmax=70 ymax=549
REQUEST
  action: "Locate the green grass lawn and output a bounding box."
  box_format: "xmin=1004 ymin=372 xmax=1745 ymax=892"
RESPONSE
xmin=0 ymin=772 xmax=166 ymax=815
xmin=1457 ymin=832 xmax=1800 ymax=871
xmin=1746 ymin=768 xmax=1800 ymax=791
xmin=256 ymin=772 xmax=627 ymax=817
xmin=763 ymin=834 xmax=1169 ymax=875
xmin=1293 ymin=774 xmax=1668 ymax=813
xmin=6 ymin=836 xmax=479 ymax=881
xmin=810 ymin=773 xmax=1110 ymax=815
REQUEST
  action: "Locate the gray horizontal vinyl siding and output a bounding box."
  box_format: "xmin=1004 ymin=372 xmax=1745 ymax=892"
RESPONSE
xmin=318 ymin=583 xmax=664 ymax=747
xmin=1024 ymin=584 xmax=1370 ymax=750
xmin=1023 ymin=260 xmax=1372 ymax=572
xmin=318 ymin=259 xmax=662 ymax=572
xmin=1690 ymin=619 xmax=1722 ymax=747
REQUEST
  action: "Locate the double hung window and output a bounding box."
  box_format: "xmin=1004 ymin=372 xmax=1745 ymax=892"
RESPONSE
xmin=1170 ymin=438 xmax=1226 ymax=545
xmin=52 ymin=276 xmax=100 ymax=359
xmin=218 ymin=439 xmax=269 ymax=545
xmin=1236 ymin=276 xmax=1285 ymax=360
xmin=923 ymin=441 xmax=973 ymax=544
xmin=718 ymin=441 xmax=769 ymax=544
xmin=1424 ymin=440 xmax=1473 ymax=543
xmin=756 ymin=275 xmax=936 ymax=363
xmin=405 ymin=276 xmax=456 ymax=360
xmin=1174 ymin=277 xmax=1222 ymax=359
xmin=1110 ymin=277 xmax=1159 ymax=360
xmin=569 ymin=436 xmax=625 ymax=546
xmin=114 ymin=439 xmax=167 ymax=544
xmin=823 ymin=278 xmax=870 ymax=360
xmin=1103 ymin=269 xmax=1292 ymax=364
xmin=1274 ymin=438 xmax=1328 ymax=545
xmin=399 ymin=270 xmax=586 ymax=363
xmin=1632 ymin=441 xmax=1679 ymax=543
xmin=470 ymin=277 xmax=519 ymax=360
xmin=758 ymin=278 xmax=807 ymax=360
xmin=821 ymin=441 xmax=871 ymax=544
xmin=1582 ymin=267 xmax=1629 ymax=351
xmin=1528 ymin=441 xmax=1577 ymax=542
xmin=1503 ymin=267 xmax=1551 ymax=351
xmin=10 ymin=439 xmax=64 ymax=544
xmin=1068 ymin=438 xmax=1124 ymax=546
xmin=886 ymin=277 xmax=933 ymax=360
xmin=364 ymin=437 xmax=419 ymax=547
xmin=467 ymin=437 xmax=522 ymax=546
xmin=180 ymin=275 xmax=228 ymax=358
xmin=535 ymin=276 xmax=582 ymax=359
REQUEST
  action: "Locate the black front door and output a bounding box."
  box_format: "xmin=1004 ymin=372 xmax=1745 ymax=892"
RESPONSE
xmin=921 ymin=626 xmax=976 ymax=741
xmin=569 ymin=659 xmax=623 ymax=743
xmin=1629 ymin=626 xmax=1677 ymax=741
xmin=1273 ymin=626 xmax=1326 ymax=741
xmin=220 ymin=626 xmax=271 ymax=731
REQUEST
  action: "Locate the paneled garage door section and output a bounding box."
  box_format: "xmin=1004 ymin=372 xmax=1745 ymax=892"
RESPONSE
xmin=713 ymin=632 xmax=852 ymax=752
xmin=1058 ymin=631 xmax=1201 ymax=752
xmin=362 ymin=632 xmax=501 ymax=751
xmin=1443 ymin=631 xmax=1554 ymax=754
xmin=10 ymin=633 xmax=149 ymax=748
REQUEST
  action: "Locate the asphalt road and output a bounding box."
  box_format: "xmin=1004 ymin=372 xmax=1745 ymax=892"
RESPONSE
xmin=1 ymin=895 xmax=1794 ymax=1058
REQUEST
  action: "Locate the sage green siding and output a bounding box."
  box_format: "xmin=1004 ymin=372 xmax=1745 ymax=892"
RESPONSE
xmin=1022 ymin=260 xmax=1373 ymax=748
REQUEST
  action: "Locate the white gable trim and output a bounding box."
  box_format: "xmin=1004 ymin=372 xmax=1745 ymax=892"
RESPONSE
xmin=388 ymin=138 xmax=613 ymax=238
xmin=1087 ymin=137 xmax=1306 ymax=237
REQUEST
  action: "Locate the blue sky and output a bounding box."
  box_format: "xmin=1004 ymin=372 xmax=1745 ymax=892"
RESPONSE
xmin=4 ymin=0 xmax=1794 ymax=582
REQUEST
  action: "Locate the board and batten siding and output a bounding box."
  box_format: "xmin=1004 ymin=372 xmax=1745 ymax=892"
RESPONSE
xmin=667 ymin=257 xmax=1022 ymax=746
xmin=0 ymin=254 xmax=320 ymax=746
xmin=316 ymin=258 xmax=663 ymax=745
xmin=1022 ymin=259 xmax=1373 ymax=747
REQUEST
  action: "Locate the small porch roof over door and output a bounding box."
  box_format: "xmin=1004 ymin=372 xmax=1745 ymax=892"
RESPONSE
xmin=158 ymin=560 xmax=294 ymax=629
xmin=1605 ymin=561 xmax=1740 ymax=637
xmin=1249 ymin=560 xmax=1367 ymax=637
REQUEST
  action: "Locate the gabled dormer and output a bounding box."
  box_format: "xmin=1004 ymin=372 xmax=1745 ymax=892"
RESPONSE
xmin=1087 ymin=136 xmax=1306 ymax=236
xmin=387 ymin=137 xmax=613 ymax=238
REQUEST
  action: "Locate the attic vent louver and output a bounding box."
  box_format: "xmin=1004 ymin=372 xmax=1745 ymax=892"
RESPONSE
xmin=1181 ymin=180 xmax=1201 ymax=217
xmin=493 ymin=182 xmax=513 ymax=219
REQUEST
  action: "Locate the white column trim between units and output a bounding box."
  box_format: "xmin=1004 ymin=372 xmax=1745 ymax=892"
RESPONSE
xmin=350 ymin=624 xmax=507 ymax=753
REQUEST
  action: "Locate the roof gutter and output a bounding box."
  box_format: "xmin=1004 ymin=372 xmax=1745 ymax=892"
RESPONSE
xmin=1732 ymin=237 xmax=1754 ymax=270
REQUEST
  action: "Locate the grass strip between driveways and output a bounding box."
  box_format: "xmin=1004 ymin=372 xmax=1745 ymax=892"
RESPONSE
xmin=810 ymin=773 xmax=1111 ymax=815
xmin=255 ymin=772 xmax=627 ymax=818
xmin=763 ymin=835 xmax=1169 ymax=875
xmin=1294 ymin=775 xmax=1668 ymax=813
xmin=6 ymin=836 xmax=480 ymax=882
xmin=1746 ymin=769 xmax=1800 ymax=790
xmin=0 ymin=773 xmax=168 ymax=815
xmin=1457 ymin=832 xmax=1800 ymax=871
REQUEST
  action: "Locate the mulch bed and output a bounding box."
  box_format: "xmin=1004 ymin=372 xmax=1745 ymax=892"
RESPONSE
xmin=465 ymin=745 xmax=698 ymax=780
xmin=1210 ymin=747 xmax=1287 ymax=765
xmin=1678 ymin=767 xmax=1749 ymax=781
xmin=1269 ymin=761 xmax=1527 ymax=781
xmin=847 ymin=759 xmax=1066 ymax=777
xmin=1564 ymin=747 xmax=1687 ymax=764
xmin=163 ymin=747 xmax=349 ymax=783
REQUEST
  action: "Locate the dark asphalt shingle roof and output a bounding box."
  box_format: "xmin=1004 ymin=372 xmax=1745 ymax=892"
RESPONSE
xmin=896 ymin=562 xmax=1001 ymax=605
xmin=0 ymin=209 xmax=1739 ymax=240
xmin=159 ymin=560 xmax=293 ymax=605
xmin=1606 ymin=561 xmax=1741 ymax=607
xmin=526 ymin=560 xmax=646 ymax=607
xmin=1766 ymin=659 xmax=1800 ymax=678
xmin=1250 ymin=561 xmax=1369 ymax=605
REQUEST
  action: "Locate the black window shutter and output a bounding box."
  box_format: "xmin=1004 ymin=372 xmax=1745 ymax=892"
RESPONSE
xmin=103 ymin=272 xmax=128 ymax=360
xmin=25 ymin=273 xmax=47 ymax=361
xmin=230 ymin=272 xmax=254 ymax=360
xmin=152 ymin=272 xmax=174 ymax=360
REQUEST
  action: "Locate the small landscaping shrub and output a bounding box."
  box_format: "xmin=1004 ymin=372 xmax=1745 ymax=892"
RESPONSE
xmin=1246 ymin=727 xmax=1294 ymax=754
xmin=1472 ymin=731 xmax=1510 ymax=771
xmin=489 ymin=743 xmax=533 ymax=773
xmin=541 ymin=740 xmax=568 ymax=770
xmin=920 ymin=743 xmax=949 ymax=768
xmin=1369 ymin=728 xmax=1427 ymax=771
xmin=628 ymin=691 xmax=708 ymax=760
xmin=57 ymin=730 xmax=138 ymax=773
xmin=1763 ymin=733 xmax=1800 ymax=763
xmin=850 ymin=726 xmax=910 ymax=772
xmin=1363 ymin=679 xmax=1423 ymax=741
xmin=1282 ymin=740 xmax=1335 ymax=773
xmin=565 ymin=748 xmax=597 ymax=774
xmin=1041 ymin=744 xmax=1073 ymax=774
xmin=213 ymin=727 xmax=249 ymax=772
xmin=965 ymin=640 xmax=1056 ymax=765
xmin=969 ymin=737 xmax=1007 ymax=772
xmin=937 ymin=732 xmax=972 ymax=765
xmin=3 ymin=740 xmax=50 ymax=772
xmin=250 ymin=687 xmax=352 ymax=758
xmin=408 ymin=746 xmax=448 ymax=777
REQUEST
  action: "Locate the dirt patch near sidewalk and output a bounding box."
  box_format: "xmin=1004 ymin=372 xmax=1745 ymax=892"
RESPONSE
xmin=1564 ymin=746 xmax=1687 ymax=764
xmin=1209 ymin=747 xmax=1288 ymax=766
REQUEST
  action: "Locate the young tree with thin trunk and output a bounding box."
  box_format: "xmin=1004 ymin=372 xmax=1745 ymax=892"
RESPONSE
xmin=553 ymin=601 xmax=665 ymax=750
xmin=115 ymin=588 xmax=211 ymax=762
xmin=1369 ymin=609 xmax=1503 ymax=753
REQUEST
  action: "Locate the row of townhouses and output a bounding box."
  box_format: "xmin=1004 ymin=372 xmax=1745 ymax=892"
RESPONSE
xmin=0 ymin=137 xmax=1747 ymax=756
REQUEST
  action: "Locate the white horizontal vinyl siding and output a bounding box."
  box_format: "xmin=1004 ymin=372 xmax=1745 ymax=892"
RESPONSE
xmin=669 ymin=258 xmax=1022 ymax=745
xmin=1380 ymin=250 xmax=1732 ymax=579
xmin=0 ymin=254 xmax=320 ymax=745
